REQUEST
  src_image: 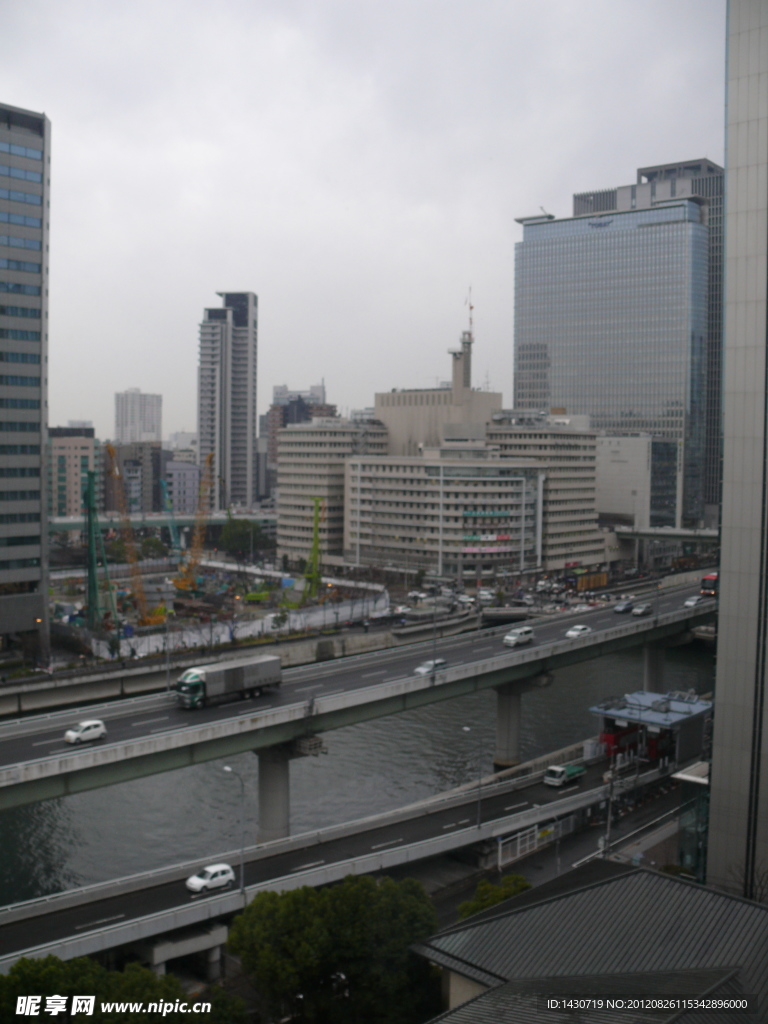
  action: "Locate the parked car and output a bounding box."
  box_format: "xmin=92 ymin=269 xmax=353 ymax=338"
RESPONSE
xmin=414 ymin=658 xmax=447 ymax=676
xmin=185 ymin=863 xmax=235 ymax=894
xmin=613 ymin=600 xmax=634 ymax=614
xmin=456 ymin=594 xmax=475 ymax=606
xmin=64 ymin=720 xmax=107 ymax=744
xmin=565 ymin=624 xmax=592 ymax=639
xmin=503 ymin=626 xmax=535 ymax=648
xmin=684 ymin=595 xmax=705 ymax=608
xmin=632 ymin=603 xmax=653 ymax=616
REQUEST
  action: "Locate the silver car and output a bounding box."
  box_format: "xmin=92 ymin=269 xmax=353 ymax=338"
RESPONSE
xmin=185 ymin=863 xmax=236 ymax=893
xmin=64 ymin=720 xmax=107 ymax=744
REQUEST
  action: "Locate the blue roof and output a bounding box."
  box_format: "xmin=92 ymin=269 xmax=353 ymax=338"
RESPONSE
xmin=589 ymin=691 xmax=711 ymax=729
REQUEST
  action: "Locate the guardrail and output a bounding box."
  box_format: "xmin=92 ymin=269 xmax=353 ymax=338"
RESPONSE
xmin=0 ymin=604 xmax=714 ymax=790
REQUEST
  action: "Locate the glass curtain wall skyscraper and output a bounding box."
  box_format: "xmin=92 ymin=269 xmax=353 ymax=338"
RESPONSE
xmin=197 ymin=292 xmax=258 ymax=510
xmin=0 ymin=102 xmax=49 ymax=659
xmin=514 ymin=181 xmax=713 ymax=527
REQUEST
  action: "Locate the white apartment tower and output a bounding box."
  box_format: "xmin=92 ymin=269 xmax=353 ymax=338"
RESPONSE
xmin=114 ymin=388 xmax=162 ymax=443
xmin=0 ymin=102 xmax=50 ymax=658
xmin=197 ymin=292 xmax=258 ymax=510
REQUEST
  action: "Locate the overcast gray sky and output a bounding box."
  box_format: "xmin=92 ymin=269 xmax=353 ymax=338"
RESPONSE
xmin=2 ymin=0 xmax=726 ymax=439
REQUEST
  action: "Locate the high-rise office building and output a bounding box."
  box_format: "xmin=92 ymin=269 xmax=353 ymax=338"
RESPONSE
xmin=514 ymin=168 xmax=717 ymax=526
xmin=707 ymin=0 xmax=768 ymax=900
xmin=114 ymin=387 xmax=162 ymax=443
xmin=197 ymin=292 xmax=258 ymax=510
xmin=0 ymin=103 xmax=49 ymax=658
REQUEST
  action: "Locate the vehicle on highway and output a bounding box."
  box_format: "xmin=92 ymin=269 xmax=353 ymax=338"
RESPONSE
xmin=700 ymin=571 xmax=718 ymax=596
xmin=185 ymin=863 xmax=235 ymax=893
xmin=503 ymin=626 xmax=535 ymax=648
xmin=565 ymin=624 xmax=592 ymax=639
xmin=176 ymin=654 xmax=281 ymax=709
xmin=64 ymin=720 xmax=107 ymax=744
xmin=543 ymin=763 xmax=586 ymax=787
xmin=456 ymin=594 xmax=475 ymax=606
xmin=414 ymin=658 xmax=447 ymax=675
xmin=684 ymin=595 xmax=705 ymax=608
xmin=632 ymin=603 xmax=653 ymax=616
xmin=613 ymin=600 xmax=634 ymax=614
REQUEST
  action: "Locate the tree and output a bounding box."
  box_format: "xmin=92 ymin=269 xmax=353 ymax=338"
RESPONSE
xmin=140 ymin=536 xmax=167 ymax=559
xmin=457 ymin=873 xmax=531 ymax=919
xmin=0 ymin=956 xmax=246 ymax=1023
xmin=220 ymin=513 xmax=273 ymax=561
xmin=228 ymin=875 xmax=440 ymax=1023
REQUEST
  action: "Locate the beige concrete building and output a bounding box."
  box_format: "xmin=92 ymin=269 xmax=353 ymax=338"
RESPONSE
xmin=48 ymin=427 xmax=102 ymax=518
xmin=276 ymin=418 xmax=388 ymax=567
xmin=486 ymin=412 xmax=606 ymax=571
xmin=595 ymin=435 xmax=683 ymax=530
xmin=708 ymin=0 xmax=768 ymax=899
xmin=343 ymin=445 xmax=545 ymax=581
xmin=374 ymin=332 xmax=502 ymax=455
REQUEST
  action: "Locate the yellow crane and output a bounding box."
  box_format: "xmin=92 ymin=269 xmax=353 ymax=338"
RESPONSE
xmin=105 ymin=443 xmax=165 ymax=626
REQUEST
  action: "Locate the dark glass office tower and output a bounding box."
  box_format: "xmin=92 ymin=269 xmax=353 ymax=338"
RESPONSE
xmin=514 ymin=190 xmax=711 ymax=526
xmin=0 ymin=103 xmax=49 ymax=659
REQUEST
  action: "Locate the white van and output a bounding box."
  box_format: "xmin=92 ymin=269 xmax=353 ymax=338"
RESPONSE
xmin=503 ymin=626 xmax=534 ymax=648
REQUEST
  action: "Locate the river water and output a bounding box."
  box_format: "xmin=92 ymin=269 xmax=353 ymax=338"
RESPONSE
xmin=0 ymin=643 xmax=714 ymax=907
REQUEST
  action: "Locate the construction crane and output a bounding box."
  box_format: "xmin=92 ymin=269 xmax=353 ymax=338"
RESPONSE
xmin=174 ymin=452 xmax=214 ymax=593
xmin=105 ymin=443 xmax=165 ymax=626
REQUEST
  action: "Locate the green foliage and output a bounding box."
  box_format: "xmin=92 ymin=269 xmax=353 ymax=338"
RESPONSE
xmin=106 ymin=538 xmax=126 ymax=563
xmin=140 ymin=536 xmax=167 ymax=559
xmin=0 ymin=956 xmax=246 ymax=1023
xmin=457 ymin=873 xmax=531 ymax=919
xmin=220 ymin=513 xmax=273 ymax=560
xmin=228 ymin=875 xmax=440 ymax=1024
xmin=244 ymin=590 xmax=269 ymax=603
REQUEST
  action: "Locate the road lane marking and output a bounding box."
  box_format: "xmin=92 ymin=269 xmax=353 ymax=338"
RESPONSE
xmin=75 ymin=914 xmax=125 ymax=930
xmin=457 ymin=818 xmax=470 ymax=825
xmin=31 ymin=737 xmax=64 ymax=746
xmin=441 ymin=822 xmax=457 ymax=830
xmin=361 ymin=670 xmax=386 ymax=677
xmin=504 ymin=802 xmax=529 ymax=812
xmin=371 ymin=838 xmax=403 ymax=850
xmin=294 ymin=684 xmax=324 ymax=692
xmin=291 ymin=860 xmax=325 ymax=872
xmin=131 ymin=716 xmax=170 ymax=726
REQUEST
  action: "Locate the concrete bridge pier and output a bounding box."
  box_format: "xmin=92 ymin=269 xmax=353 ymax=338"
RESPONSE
xmin=643 ymin=641 xmax=665 ymax=692
xmin=258 ymin=744 xmax=292 ymax=842
xmin=494 ymin=682 xmax=522 ymax=770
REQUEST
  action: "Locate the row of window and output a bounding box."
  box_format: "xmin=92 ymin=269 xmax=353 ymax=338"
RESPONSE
xmin=0 ymin=305 xmax=40 ymax=319
xmin=0 ymin=375 xmax=40 ymax=386
xmin=0 ymin=141 xmax=42 ymax=161
xmin=0 ymin=281 xmax=39 ymax=296
xmin=0 ymin=467 xmax=40 ymax=477
xmin=0 ymin=164 xmax=42 ymax=184
xmin=0 ymin=398 xmax=39 ymax=408
xmin=0 ymin=331 xmax=41 ymax=342
xmin=0 ymin=512 xmax=39 ymax=523
xmin=0 ymin=535 xmax=39 ymax=547
xmin=0 ymin=235 xmax=40 ymax=252
xmin=0 ymin=258 xmax=40 ymax=274
xmin=0 ymin=557 xmax=40 ymax=569
xmin=0 ymin=352 xmax=40 ymax=363
xmin=0 ymin=211 xmax=41 ymax=229
xmin=0 ymin=445 xmax=39 ymax=454
xmin=0 ymin=187 xmax=42 ymax=207
xmin=0 ymin=421 xmax=38 ymax=431
xmin=0 ymin=490 xmax=39 ymax=500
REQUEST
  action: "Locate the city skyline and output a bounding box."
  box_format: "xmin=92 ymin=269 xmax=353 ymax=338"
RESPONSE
xmin=0 ymin=0 xmax=725 ymax=439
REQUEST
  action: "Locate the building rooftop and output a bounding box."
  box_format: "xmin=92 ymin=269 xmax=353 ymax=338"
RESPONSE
xmin=589 ymin=691 xmax=712 ymax=730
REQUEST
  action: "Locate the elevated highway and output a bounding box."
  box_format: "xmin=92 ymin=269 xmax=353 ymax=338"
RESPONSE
xmin=0 ymin=590 xmax=715 ymax=828
xmin=0 ymin=745 xmax=677 ymax=973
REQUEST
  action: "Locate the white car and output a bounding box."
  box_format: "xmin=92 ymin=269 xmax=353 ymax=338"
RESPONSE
xmin=64 ymin=720 xmax=107 ymax=744
xmin=414 ymin=658 xmax=447 ymax=676
xmin=684 ymin=595 xmax=705 ymax=608
xmin=565 ymin=624 xmax=593 ymax=639
xmin=503 ymin=626 xmax=534 ymax=648
xmin=185 ymin=863 xmax=236 ymax=894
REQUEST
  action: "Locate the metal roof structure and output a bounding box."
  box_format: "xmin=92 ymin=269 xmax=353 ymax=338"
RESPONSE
xmin=589 ymin=691 xmax=712 ymax=731
xmin=414 ymin=868 xmax=768 ymax=1023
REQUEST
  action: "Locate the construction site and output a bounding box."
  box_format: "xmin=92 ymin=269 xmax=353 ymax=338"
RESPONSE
xmin=44 ymin=452 xmax=389 ymax=669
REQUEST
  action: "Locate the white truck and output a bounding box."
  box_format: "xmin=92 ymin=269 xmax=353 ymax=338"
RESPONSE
xmin=175 ymin=654 xmax=282 ymax=709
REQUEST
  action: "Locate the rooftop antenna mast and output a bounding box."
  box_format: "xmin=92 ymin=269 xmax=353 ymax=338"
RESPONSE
xmin=466 ymin=286 xmax=474 ymax=339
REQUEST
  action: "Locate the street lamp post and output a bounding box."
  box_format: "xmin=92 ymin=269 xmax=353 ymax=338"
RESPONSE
xmin=462 ymin=726 xmax=483 ymax=829
xmin=223 ymin=765 xmax=246 ymax=899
